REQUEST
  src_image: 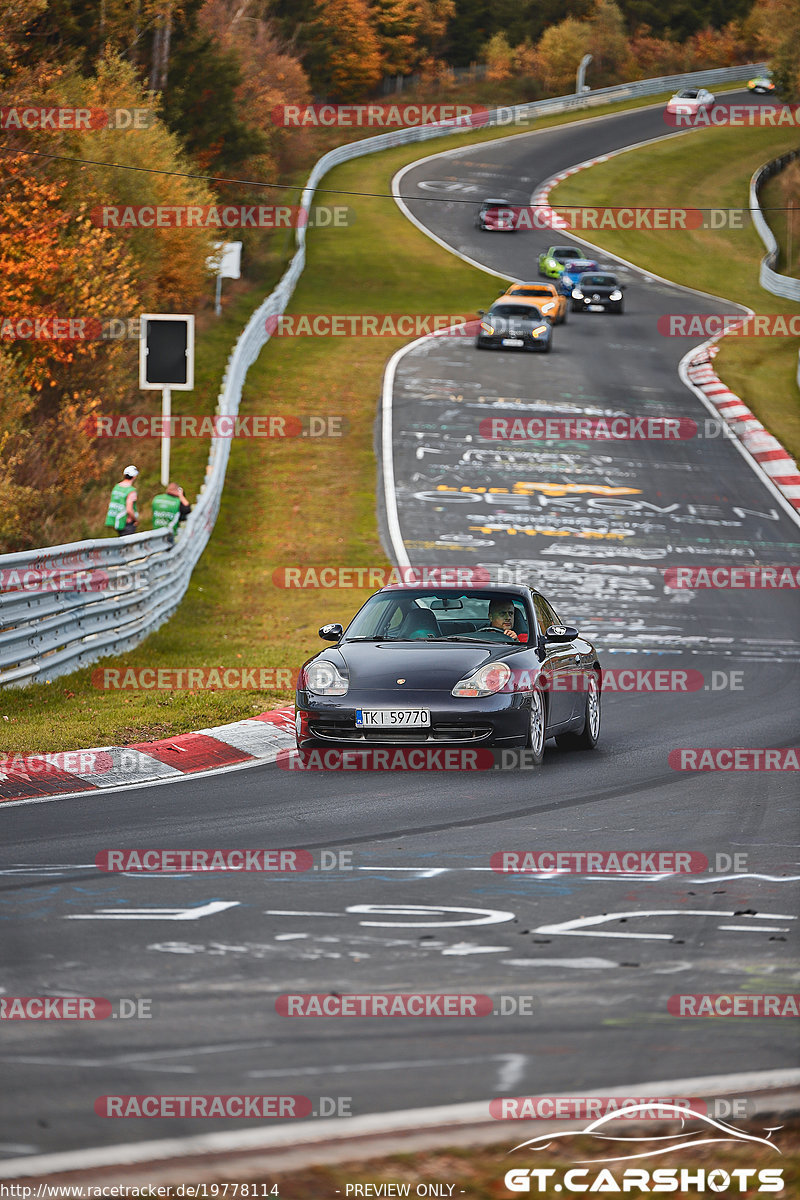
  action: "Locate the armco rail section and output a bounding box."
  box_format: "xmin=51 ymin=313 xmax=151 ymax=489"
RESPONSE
xmin=749 ymin=149 xmax=800 ymax=388
xmin=0 ymin=63 xmax=764 ymax=687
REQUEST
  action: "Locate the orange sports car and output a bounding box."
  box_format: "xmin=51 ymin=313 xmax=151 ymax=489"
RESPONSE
xmin=497 ymin=281 xmax=568 ymax=325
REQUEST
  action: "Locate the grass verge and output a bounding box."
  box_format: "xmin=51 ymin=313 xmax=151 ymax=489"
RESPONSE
xmin=2 ymin=85 xmax=769 ymax=754
xmin=548 ymin=122 xmax=800 ymax=462
xmin=157 ymin=1117 xmax=800 ymax=1197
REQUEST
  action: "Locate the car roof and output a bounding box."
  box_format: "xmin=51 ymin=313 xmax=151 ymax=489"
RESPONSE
xmin=507 ymin=282 xmax=557 ymax=291
xmin=379 ymin=583 xmax=539 ymax=597
xmin=491 ymin=295 xmax=545 ymax=309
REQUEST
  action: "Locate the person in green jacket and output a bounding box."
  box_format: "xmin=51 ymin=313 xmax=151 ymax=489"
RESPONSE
xmin=151 ymin=482 xmax=192 ymax=532
xmin=104 ymin=465 xmax=139 ymax=536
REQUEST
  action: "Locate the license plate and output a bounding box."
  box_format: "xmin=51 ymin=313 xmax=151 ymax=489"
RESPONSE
xmin=356 ymin=708 xmax=431 ymax=727
xmin=588 ymin=304 xmax=605 ymax=311
xmin=501 ymin=338 xmax=524 ymax=346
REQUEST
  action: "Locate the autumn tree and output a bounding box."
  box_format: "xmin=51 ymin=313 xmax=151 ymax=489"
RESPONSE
xmin=748 ymin=0 xmax=800 ymax=98
xmin=299 ymin=0 xmax=382 ymax=100
xmin=535 ymin=17 xmax=590 ymax=93
xmin=587 ymin=0 xmax=634 ymax=83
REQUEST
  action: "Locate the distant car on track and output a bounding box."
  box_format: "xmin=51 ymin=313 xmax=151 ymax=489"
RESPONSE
xmin=538 ymin=245 xmax=593 ymax=278
xmin=558 ymin=259 xmax=600 ymax=292
xmin=499 ymin=282 xmax=569 ymax=324
xmin=747 ymin=76 xmax=775 ymax=94
xmin=571 ymin=272 xmax=625 ymax=314
xmin=476 ymin=198 xmax=518 ymax=231
xmin=475 ymin=297 xmax=553 ymax=352
xmin=666 ymin=87 xmax=715 ymax=116
xmin=295 ymin=583 xmax=602 ymax=762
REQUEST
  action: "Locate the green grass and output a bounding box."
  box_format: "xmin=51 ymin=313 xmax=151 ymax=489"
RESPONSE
xmin=760 ymin=167 xmax=800 ymax=277
xmin=548 ymin=122 xmax=800 ymax=462
xmin=2 ymin=84 xmax=773 ymax=754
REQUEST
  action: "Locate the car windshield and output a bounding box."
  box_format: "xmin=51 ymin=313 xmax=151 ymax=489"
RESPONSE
xmin=343 ymin=590 xmax=531 ymax=643
xmin=676 ymin=90 xmax=699 ymax=98
xmin=553 ymin=247 xmax=581 ymax=258
xmin=490 ymin=304 xmax=542 ymax=320
xmin=580 ymin=275 xmax=616 ymax=286
xmin=484 ymin=201 xmax=512 ymax=210
xmin=510 ymin=287 xmax=551 ymax=296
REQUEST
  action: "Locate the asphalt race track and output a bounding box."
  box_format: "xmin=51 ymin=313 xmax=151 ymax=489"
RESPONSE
xmin=1 ymin=93 xmax=799 ymax=1162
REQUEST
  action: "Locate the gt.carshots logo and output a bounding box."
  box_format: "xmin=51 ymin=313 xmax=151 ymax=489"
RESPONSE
xmin=503 ymin=1105 xmax=784 ymax=1192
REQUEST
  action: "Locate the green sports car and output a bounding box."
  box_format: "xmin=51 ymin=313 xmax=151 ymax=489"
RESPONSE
xmin=538 ymin=245 xmax=586 ymax=278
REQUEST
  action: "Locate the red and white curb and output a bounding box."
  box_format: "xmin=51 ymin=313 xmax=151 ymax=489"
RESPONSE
xmin=685 ymin=345 xmax=800 ymax=508
xmin=0 ymin=706 xmax=296 ymax=803
xmin=532 ymin=156 xmax=800 ymax=516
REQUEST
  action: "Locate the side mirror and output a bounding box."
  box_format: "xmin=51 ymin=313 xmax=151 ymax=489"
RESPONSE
xmin=318 ymin=623 xmax=343 ymax=641
xmin=545 ymin=624 xmax=579 ymax=643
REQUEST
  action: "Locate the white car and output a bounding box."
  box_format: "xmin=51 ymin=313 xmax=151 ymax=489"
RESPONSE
xmin=666 ymin=87 xmax=715 ymax=115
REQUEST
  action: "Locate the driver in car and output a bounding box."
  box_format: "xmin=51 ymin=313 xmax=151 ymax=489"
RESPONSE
xmin=477 ymin=598 xmax=519 ymax=641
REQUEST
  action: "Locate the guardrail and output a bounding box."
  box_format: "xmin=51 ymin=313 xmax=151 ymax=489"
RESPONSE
xmin=0 ymin=60 xmax=766 ymax=687
xmin=750 ymin=149 xmax=800 ymax=302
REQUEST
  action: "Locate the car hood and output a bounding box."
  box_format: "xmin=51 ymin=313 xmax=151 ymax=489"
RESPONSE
xmin=321 ymin=641 xmax=527 ymax=691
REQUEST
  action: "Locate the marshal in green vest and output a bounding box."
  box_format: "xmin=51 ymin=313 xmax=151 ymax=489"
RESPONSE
xmin=151 ymin=492 xmax=182 ymax=530
xmin=105 ymin=482 xmax=137 ymax=532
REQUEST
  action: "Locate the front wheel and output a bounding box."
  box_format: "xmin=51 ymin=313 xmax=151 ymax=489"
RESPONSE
xmin=556 ymin=672 xmax=601 ymax=750
xmin=525 ymin=689 xmax=547 ymax=764
xmin=571 ymin=302 xmax=581 ymax=312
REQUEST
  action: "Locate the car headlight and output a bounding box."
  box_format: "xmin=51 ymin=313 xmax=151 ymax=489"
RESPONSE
xmin=561 ymin=274 xmax=574 ymax=287
xmin=305 ymin=659 xmax=349 ymax=696
xmin=572 ymin=289 xmax=583 ymax=299
xmin=532 ymin=325 xmax=548 ymax=337
xmin=480 ymin=321 xmax=494 ymax=335
xmin=541 ymin=302 xmax=555 ymax=312
xmin=609 ymin=289 xmax=622 ymax=300
xmin=452 ymin=661 xmax=512 ymax=697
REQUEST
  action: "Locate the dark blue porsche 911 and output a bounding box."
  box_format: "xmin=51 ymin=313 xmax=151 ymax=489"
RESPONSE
xmin=295 ymin=584 xmax=601 ymax=763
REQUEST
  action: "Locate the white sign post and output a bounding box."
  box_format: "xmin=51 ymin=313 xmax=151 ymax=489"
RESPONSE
xmin=139 ymin=314 xmax=195 ymax=486
xmin=207 ymin=241 xmax=243 ymax=316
